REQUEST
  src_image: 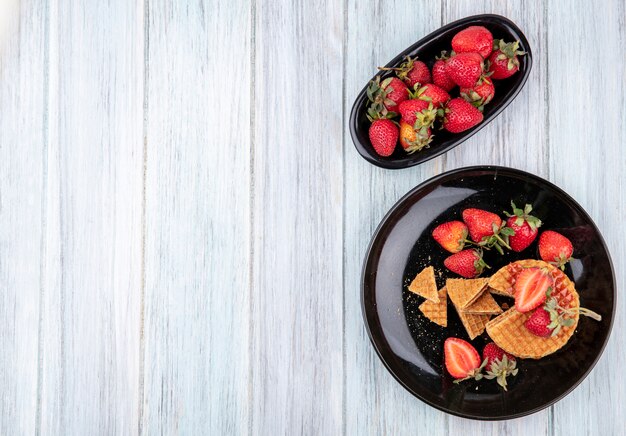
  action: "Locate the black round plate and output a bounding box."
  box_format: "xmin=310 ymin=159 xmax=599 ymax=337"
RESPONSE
xmin=349 ymin=15 xmax=532 ymax=170
xmin=361 ymin=166 xmax=616 ymax=420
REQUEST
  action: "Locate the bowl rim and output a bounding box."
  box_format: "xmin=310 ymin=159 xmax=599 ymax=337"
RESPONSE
xmin=349 ymin=14 xmax=533 ymax=170
xmin=360 ymin=165 xmax=617 ymax=420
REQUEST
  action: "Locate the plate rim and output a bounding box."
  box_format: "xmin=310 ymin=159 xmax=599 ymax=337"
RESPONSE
xmin=360 ymin=165 xmax=617 ymax=420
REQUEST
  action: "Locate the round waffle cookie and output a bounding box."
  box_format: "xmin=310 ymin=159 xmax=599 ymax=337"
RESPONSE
xmin=486 ymin=260 xmax=580 ymax=359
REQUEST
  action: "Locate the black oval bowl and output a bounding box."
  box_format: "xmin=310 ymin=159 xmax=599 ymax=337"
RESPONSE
xmin=361 ymin=166 xmax=616 ymax=420
xmin=350 ymin=15 xmax=533 ymax=169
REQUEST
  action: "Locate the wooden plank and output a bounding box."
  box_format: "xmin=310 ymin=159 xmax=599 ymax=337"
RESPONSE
xmin=343 ymin=2 xmax=448 ymax=435
xmin=442 ymin=2 xmax=551 ymax=434
xmin=547 ymin=0 xmax=626 ymax=434
xmin=38 ymin=1 xmax=144 ymax=434
xmin=0 ymin=1 xmax=45 ymax=434
xmin=250 ymin=0 xmax=343 ymax=434
xmin=141 ymin=1 xmax=251 ymax=434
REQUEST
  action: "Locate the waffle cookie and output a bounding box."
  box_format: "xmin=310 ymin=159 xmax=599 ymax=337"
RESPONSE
xmin=456 ymin=309 xmax=490 ymax=340
xmin=408 ymin=266 xmax=439 ymax=302
xmin=418 ymin=288 xmax=448 ymax=327
xmin=446 ymin=278 xmax=488 ymax=309
xmin=488 ymin=261 xmax=528 ymax=297
xmin=486 ymin=260 xmax=580 ymax=359
xmin=463 ymin=290 xmax=502 ymax=315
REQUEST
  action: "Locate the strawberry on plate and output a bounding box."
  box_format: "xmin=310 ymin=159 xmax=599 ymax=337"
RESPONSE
xmin=538 ymin=230 xmax=573 ymax=269
xmin=444 ymin=248 xmax=488 ymax=278
xmin=504 ymin=202 xmax=542 ymax=252
xmin=452 ymin=25 xmax=494 ymax=59
xmin=460 ymin=76 xmax=495 ymax=109
xmin=461 ymin=207 xmax=513 ymax=254
xmin=379 ymin=55 xmax=432 ymax=88
xmin=432 ymin=220 xmax=468 ymax=253
xmin=410 ymin=83 xmax=450 ymax=108
xmin=440 ymin=98 xmax=483 ymax=133
xmin=399 ymin=120 xmax=432 ymax=154
xmin=366 ymin=76 xmax=409 ymax=115
xmin=397 ymin=99 xmax=435 ymax=127
xmin=367 ymin=118 xmax=398 ymax=157
xmin=524 ymin=307 xmax=553 ymax=337
xmin=444 ymin=337 xmax=486 ymax=381
xmin=488 ymin=39 xmax=525 ymax=80
xmin=432 ymin=51 xmax=456 ymax=92
xmin=482 ymin=342 xmax=518 ymax=390
xmin=445 ymin=52 xmax=485 ymax=88
xmin=514 ymin=267 xmax=554 ymax=312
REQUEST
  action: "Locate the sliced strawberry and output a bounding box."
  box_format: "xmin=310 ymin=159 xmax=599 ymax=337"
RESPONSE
xmin=444 ymin=337 xmax=484 ymax=380
xmin=514 ymin=267 xmax=554 ymax=312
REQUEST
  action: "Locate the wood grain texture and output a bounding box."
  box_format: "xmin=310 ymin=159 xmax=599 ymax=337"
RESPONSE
xmin=38 ymin=1 xmax=144 ymax=434
xmin=547 ymin=0 xmax=626 ymax=434
xmin=250 ymin=0 xmax=343 ymax=434
xmin=0 ymin=1 xmax=45 ymax=433
xmin=343 ymin=1 xmax=447 ymax=435
xmin=141 ymin=1 xmax=251 ymax=434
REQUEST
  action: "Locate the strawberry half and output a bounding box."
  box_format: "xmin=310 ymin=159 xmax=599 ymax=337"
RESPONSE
xmin=482 ymin=342 xmax=518 ymax=391
xmin=443 ymin=249 xmax=489 ymax=278
xmin=432 ymin=221 xmax=468 ymax=253
xmin=538 ymin=230 xmax=573 ymax=270
xmin=514 ymin=267 xmax=554 ymax=312
xmin=504 ymin=201 xmax=542 ymax=252
xmin=444 ymin=337 xmax=485 ymax=381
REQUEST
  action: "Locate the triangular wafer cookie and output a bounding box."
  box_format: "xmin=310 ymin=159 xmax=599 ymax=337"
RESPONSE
xmin=456 ymin=309 xmax=490 ymax=340
xmin=408 ymin=266 xmax=439 ymax=302
xmin=446 ymin=278 xmax=488 ymax=309
xmin=462 ymin=290 xmax=502 ymax=315
xmin=418 ymin=287 xmax=447 ymax=327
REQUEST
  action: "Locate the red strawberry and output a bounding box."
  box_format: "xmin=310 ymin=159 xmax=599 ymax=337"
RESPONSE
xmin=368 ymin=119 xmax=398 ymax=157
xmin=443 ymin=249 xmax=488 ymax=278
xmin=460 ymin=77 xmax=495 ymax=108
xmin=514 ymin=267 xmax=554 ymax=312
xmin=452 ymin=26 xmax=494 ymax=59
xmin=445 ymin=52 xmax=484 ymax=88
xmin=366 ymin=76 xmax=409 ymax=115
xmin=379 ymin=55 xmax=431 ymax=87
xmin=432 ymin=221 xmax=468 ymax=253
xmin=504 ymin=202 xmax=542 ymax=252
xmin=441 ymin=98 xmax=484 ymax=133
xmin=538 ymin=230 xmax=573 ymax=269
xmin=444 ymin=337 xmax=485 ymax=380
xmin=399 ymin=120 xmax=432 ymax=154
xmin=482 ymin=342 xmax=518 ymax=390
xmin=411 ymin=83 xmax=450 ymax=108
xmin=524 ymin=307 xmax=552 ymax=337
xmin=488 ymin=39 xmax=525 ymax=80
xmin=432 ymin=51 xmax=456 ymax=92
xmin=461 ymin=207 xmax=511 ymax=250
xmin=398 ymin=98 xmax=430 ymax=126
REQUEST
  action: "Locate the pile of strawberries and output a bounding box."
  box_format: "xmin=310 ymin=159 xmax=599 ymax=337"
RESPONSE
xmin=431 ymin=202 xmax=574 ymax=278
xmin=367 ymin=25 xmax=525 ymax=157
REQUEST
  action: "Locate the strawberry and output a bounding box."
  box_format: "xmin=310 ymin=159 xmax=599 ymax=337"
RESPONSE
xmin=366 ymin=76 xmax=409 ymax=116
xmin=504 ymin=202 xmax=542 ymax=252
xmin=440 ymin=98 xmax=484 ymax=133
xmin=398 ymin=98 xmax=430 ymax=126
xmin=444 ymin=249 xmax=488 ymax=278
xmin=410 ymin=83 xmax=450 ymax=108
xmin=538 ymin=230 xmax=573 ymax=269
xmin=524 ymin=307 xmax=553 ymax=337
xmin=461 ymin=207 xmax=513 ymax=253
xmin=488 ymin=39 xmax=525 ymax=80
xmin=368 ymin=119 xmax=398 ymax=157
xmin=445 ymin=52 xmax=484 ymax=88
xmin=444 ymin=337 xmax=485 ymax=381
xmin=432 ymin=221 xmax=468 ymax=253
xmin=514 ymin=267 xmax=554 ymax=312
xmin=460 ymin=76 xmax=495 ymax=108
xmin=482 ymin=342 xmax=518 ymax=391
xmin=432 ymin=51 xmax=456 ymax=92
xmin=379 ymin=55 xmax=431 ymax=87
xmin=399 ymin=120 xmax=432 ymax=154
xmin=452 ymin=26 xmax=494 ymax=59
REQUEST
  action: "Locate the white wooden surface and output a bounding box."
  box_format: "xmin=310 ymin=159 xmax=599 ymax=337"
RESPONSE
xmin=0 ymin=0 xmax=624 ymax=435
